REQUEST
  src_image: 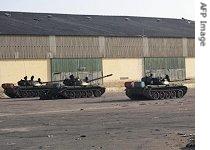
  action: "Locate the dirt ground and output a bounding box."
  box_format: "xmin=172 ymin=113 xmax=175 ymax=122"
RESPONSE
xmin=0 ymin=88 xmax=194 ymax=150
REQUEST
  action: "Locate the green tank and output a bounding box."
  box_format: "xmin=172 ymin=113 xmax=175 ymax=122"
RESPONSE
xmin=2 ymin=82 xmax=59 ymax=98
xmin=39 ymin=74 xmax=113 ymax=100
xmin=125 ymin=76 xmax=187 ymax=100
xmin=2 ymin=74 xmax=113 ymax=100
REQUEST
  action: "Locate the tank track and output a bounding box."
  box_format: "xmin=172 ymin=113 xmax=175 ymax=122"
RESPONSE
xmin=4 ymin=88 xmax=52 ymax=98
xmin=3 ymin=84 xmax=106 ymax=100
xmin=39 ymin=87 xmax=106 ymax=100
xmin=144 ymin=86 xmax=187 ymax=100
xmin=125 ymin=85 xmax=187 ymax=100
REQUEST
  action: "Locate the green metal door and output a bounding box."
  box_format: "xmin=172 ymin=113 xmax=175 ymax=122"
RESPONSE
xmin=51 ymin=58 xmax=102 ymax=84
xmin=144 ymin=57 xmax=186 ymax=81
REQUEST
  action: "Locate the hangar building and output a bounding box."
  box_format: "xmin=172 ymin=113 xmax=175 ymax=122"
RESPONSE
xmin=0 ymin=11 xmax=195 ymax=88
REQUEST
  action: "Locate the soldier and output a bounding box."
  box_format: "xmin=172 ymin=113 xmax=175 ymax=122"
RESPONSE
xmin=83 ymin=76 xmax=89 ymax=83
xmin=29 ymin=76 xmax=35 ymax=86
xmin=63 ymin=74 xmax=75 ymax=86
xmin=164 ymin=74 xmax=170 ymax=82
xmin=162 ymin=74 xmax=170 ymax=85
xmin=75 ymin=77 xmax=82 ymax=86
xmin=24 ymin=76 xmax=27 ymax=81
xmin=146 ymin=73 xmax=153 ymax=85
xmin=34 ymin=78 xmax=42 ymax=86
xmin=37 ymin=78 xmax=42 ymax=84
xmin=24 ymin=76 xmax=30 ymax=86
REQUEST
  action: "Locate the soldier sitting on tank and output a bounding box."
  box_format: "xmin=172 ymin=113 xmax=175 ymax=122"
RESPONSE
xmin=75 ymin=77 xmax=82 ymax=86
xmin=83 ymin=77 xmax=89 ymax=83
xmin=63 ymin=74 xmax=76 ymax=86
xmin=141 ymin=73 xmax=152 ymax=85
xmin=17 ymin=79 xmax=24 ymax=86
xmin=142 ymin=74 xmax=165 ymax=85
xmin=152 ymin=76 xmax=164 ymax=85
xmin=34 ymin=78 xmax=43 ymax=86
xmin=81 ymin=76 xmax=89 ymax=86
xmin=161 ymin=74 xmax=170 ymax=85
xmin=164 ymin=74 xmax=170 ymax=82
xmin=29 ymin=76 xmax=35 ymax=86
xmin=18 ymin=76 xmax=30 ymax=86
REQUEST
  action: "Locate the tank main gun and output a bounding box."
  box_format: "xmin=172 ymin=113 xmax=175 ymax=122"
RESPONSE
xmin=41 ymin=74 xmax=113 ymax=85
xmin=86 ymin=74 xmax=113 ymax=83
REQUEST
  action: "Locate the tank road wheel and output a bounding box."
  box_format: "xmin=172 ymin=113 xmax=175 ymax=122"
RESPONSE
xmin=159 ymin=91 xmax=165 ymax=100
xmin=34 ymin=91 xmax=39 ymax=97
xmin=170 ymin=90 xmax=177 ymax=99
xmin=86 ymin=90 xmax=93 ymax=98
xmin=68 ymin=91 xmax=75 ymax=99
xmin=176 ymin=90 xmax=184 ymax=98
xmin=39 ymin=90 xmax=49 ymax=100
xmin=63 ymin=90 xmax=75 ymax=99
xmin=16 ymin=91 xmax=21 ymax=98
xmin=27 ymin=91 xmax=33 ymax=97
xmin=164 ymin=91 xmax=170 ymax=99
xmin=93 ymin=90 xmax=102 ymax=97
xmin=81 ymin=91 xmax=87 ymax=98
xmin=21 ymin=91 xmax=28 ymax=98
xmin=150 ymin=91 xmax=159 ymax=100
xmin=75 ymin=91 xmax=81 ymax=98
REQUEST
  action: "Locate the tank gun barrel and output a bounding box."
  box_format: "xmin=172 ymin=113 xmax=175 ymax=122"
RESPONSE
xmin=87 ymin=74 xmax=113 ymax=83
xmin=42 ymin=80 xmax=64 ymax=84
xmin=41 ymin=74 xmax=113 ymax=84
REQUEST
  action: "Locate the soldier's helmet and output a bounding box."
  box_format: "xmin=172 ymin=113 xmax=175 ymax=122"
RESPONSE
xmin=24 ymin=76 xmax=27 ymax=80
xmin=31 ymin=76 xmax=34 ymax=80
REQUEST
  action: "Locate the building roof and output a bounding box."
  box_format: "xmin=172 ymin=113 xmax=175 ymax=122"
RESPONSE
xmin=0 ymin=11 xmax=194 ymax=38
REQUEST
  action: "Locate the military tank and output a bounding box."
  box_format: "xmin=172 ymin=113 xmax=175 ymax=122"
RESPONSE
xmin=2 ymin=74 xmax=112 ymax=100
xmin=2 ymin=83 xmax=56 ymax=98
xmin=125 ymin=75 xmax=187 ymax=100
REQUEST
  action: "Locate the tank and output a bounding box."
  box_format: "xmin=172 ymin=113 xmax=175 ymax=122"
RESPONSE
xmin=125 ymin=76 xmax=187 ymax=100
xmin=1 ymin=83 xmax=58 ymax=98
xmin=1 ymin=74 xmax=113 ymax=99
xmin=39 ymin=74 xmax=113 ymax=100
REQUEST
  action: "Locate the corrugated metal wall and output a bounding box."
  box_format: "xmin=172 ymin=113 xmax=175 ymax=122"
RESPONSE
xmin=0 ymin=35 xmax=50 ymax=58
xmin=187 ymin=38 xmax=195 ymax=57
xmin=55 ymin=36 xmax=100 ymax=58
xmin=51 ymin=58 xmax=102 ymax=84
xmin=0 ymin=35 xmax=195 ymax=59
xmin=105 ymin=37 xmax=144 ymax=58
xmin=144 ymin=57 xmax=186 ymax=81
xmin=148 ymin=38 xmax=183 ymax=57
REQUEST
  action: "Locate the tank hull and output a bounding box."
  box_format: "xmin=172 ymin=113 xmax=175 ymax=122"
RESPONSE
xmin=2 ymin=84 xmax=106 ymax=100
xmin=125 ymin=83 xmax=187 ymax=100
xmin=2 ymin=85 xmax=55 ymax=98
xmin=39 ymin=86 xmax=106 ymax=100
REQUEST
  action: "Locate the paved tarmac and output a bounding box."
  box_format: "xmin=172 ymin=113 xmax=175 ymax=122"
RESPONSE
xmin=0 ymin=89 xmax=194 ymax=150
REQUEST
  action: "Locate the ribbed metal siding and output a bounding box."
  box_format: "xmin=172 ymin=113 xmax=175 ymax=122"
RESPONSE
xmin=148 ymin=38 xmax=183 ymax=57
xmin=0 ymin=35 xmax=195 ymax=59
xmin=51 ymin=58 xmax=102 ymax=83
xmin=144 ymin=57 xmax=186 ymax=81
xmin=105 ymin=37 xmax=144 ymax=58
xmin=55 ymin=36 xmax=100 ymax=58
xmin=187 ymin=38 xmax=195 ymax=57
xmin=0 ymin=35 xmax=50 ymax=58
